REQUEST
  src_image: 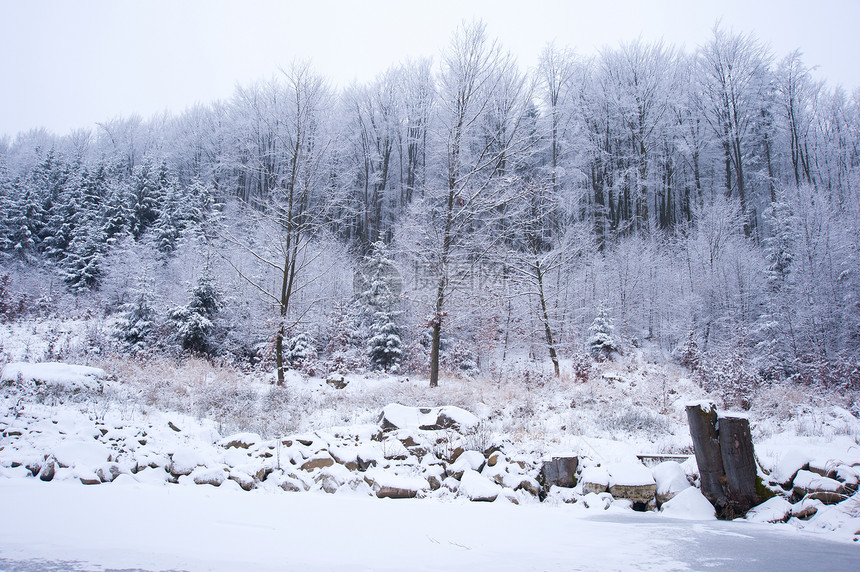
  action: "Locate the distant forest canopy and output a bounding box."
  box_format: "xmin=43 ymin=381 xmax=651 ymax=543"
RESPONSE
xmin=0 ymin=22 xmax=858 ymax=392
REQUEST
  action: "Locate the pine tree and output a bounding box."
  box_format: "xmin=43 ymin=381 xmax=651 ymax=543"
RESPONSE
xmin=588 ymin=307 xmax=619 ymax=360
xmin=102 ymin=185 xmax=131 ymax=247
xmin=764 ymin=192 xmax=797 ymax=288
xmin=129 ymin=161 xmax=163 ymax=239
xmin=168 ymin=272 xmax=223 ymax=355
xmin=58 ymin=167 xmax=110 ymax=291
xmin=353 ymin=241 xmax=404 ymax=371
xmin=116 ymin=278 xmax=158 ymax=351
xmin=61 ymin=231 xmax=105 ymax=291
xmin=287 ymin=333 xmax=317 ymax=366
xmin=367 ymin=311 xmax=403 ymax=372
xmin=154 ymin=186 xmax=182 ymax=255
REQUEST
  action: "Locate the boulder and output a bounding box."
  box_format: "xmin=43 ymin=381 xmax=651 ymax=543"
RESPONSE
xmin=325 ymin=374 xmax=348 ymax=389
xmin=96 ymin=464 xmax=122 ymax=483
xmin=659 ymin=487 xmax=716 ymax=520
xmin=792 ymin=470 xmax=846 ymax=504
xmin=38 ymin=458 xmax=56 ymax=482
xmin=191 ymin=467 xmax=227 ymax=487
xmin=581 ymin=492 xmax=612 ymax=510
xmin=746 ymin=497 xmax=792 ymax=523
xmin=300 ymin=454 xmax=336 ymax=472
xmin=791 ymin=497 xmax=822 ymax=520
xmin=580 ymin=465 xmax=609 ymax=495
xmin=78 ymin=472 xmax=102 ymax=485
xmin=379 ymin=404 xmax=435 ymax=432
xmin=540 ymin=456 xmax=578 ymax=489
xmin=315 ymin=464 xmax=354 ymax=494
xmin=830 ymin=464 xmax=859 ymax=487
xmin=607 ymin=462 xmax=657 ymax=507
xmin=364 ymin=468 xmax=428 ymax=499
xmin=317 ymin=473 xmax=340 ymax=494
xmin=378 ymin=404 xmax=478 ymax=433
xmin=771 ymin=449 xmax=811 ymax=487
xmin=218 ymin=433 xmax=262 ymax=449
xmin=460 ymin=470 xmax=502 ymax=502
xmin=228 ymin=470 xmax=256 ymax=491
xmin=279 ymin=474 xmax=309 ymax=492
xmin=652 ymin=461 xmax=691 ymax=505
xmin=169 ymin=447 xmax=206 ymax=477
xmin=329 ymin=446 xmax=360 ymax=471
xmin=381 ymin=438 xmax=411 ymax=461
xmin=356 ymin=444 xmax=382 ymax=471
xmin=512 ymin=475 xmax=541 ymax=497
xmin=423 ymin=407 xmax=479 ymax=432
xmin=448 ymin=450 xmax=485 ymax=479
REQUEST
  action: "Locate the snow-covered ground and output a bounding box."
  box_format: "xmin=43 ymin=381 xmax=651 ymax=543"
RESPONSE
xmin=1 ymin=477 xmax=858 ymax=572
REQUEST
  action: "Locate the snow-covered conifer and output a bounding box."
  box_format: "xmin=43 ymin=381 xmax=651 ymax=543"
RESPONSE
xmin=588 ymin=307 xmax=619 ymax=360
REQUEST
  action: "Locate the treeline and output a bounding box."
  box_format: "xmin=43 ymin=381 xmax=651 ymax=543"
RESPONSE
xmin=0 ymin=22 xmax=858 ymax=393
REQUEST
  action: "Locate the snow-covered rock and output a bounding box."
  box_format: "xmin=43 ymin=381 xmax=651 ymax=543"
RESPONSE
xmin=659 ymin=487 xmax=716 ymax=520
xmin=378 ymin=404 xmax=478 ymax=433
xmin=791 ymin=497 xmax=823 ymax=520
xmin=540 ymin=456 xmax=578 ymax=489
xmin=168 ymin=447 xmax=207 ymax=477
xmin=448 ymin=450 xmax=485 ymax=478
xmin=771 ymin=449 xmax=811 ymax=485
xmin=218 ymin=432 xmax=261 ymax=449
xmin=460 ymin=470 xmax=502 ymax=502
xmin=581 ymin=492 xmax=612 ymax=510
xmin=363 ymin=468 xmax=429 ymax=499
xmin=1 ymin=362 xmax=106 ymax=392
xmin=580 ymin=465 xmax=610 ymax=495
xmin=300 ymin=453 xmax=336 ymax=472
xmin=792 ymin=470 xmax=846 ymax=504
xmin=746 ymin=497 xmax=792 ymax=524
xmin=191 ymin=466 xmax=227 ymax=486
xmin=607 ymin=462 xmax=656 ymax=505
xmin=52 ymin=440 xmax=111 ymax=470
xmin=652 ymin=461 xmax=691 ymax=504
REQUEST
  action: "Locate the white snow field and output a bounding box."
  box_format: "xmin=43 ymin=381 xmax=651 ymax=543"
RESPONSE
xmin=0 ymin=477 xmax=858 ymax=572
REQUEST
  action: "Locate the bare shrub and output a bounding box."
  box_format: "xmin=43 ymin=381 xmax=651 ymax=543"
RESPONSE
xmin=597 ymin=408 xmax=671 ymax=441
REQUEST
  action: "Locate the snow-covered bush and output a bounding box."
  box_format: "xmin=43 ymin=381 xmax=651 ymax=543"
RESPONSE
xmin=442 ymin=339 xmax=480 ymax=379
xmin=697 ymin=351 xmax=761 ymax=410
xmin=598 ymin=407 xmax=671 ymax=441
xmin=570 ymin=352 xmax=592 ymax=383
xmin=674 ymin=330 xmax=701 ymax=371
xmin=287 ymin=333 xmax=318 ymax=373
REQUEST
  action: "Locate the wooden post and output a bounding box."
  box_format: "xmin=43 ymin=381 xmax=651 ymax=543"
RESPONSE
xmin=686 ymin=403 xmax=761 ymax=519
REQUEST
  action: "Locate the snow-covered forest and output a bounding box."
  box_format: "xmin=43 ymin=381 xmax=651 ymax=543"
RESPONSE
xmin=2 ymin=21 xmax=857 ymax=396
xmin=3 ymin=18 xmax=860 ymax=568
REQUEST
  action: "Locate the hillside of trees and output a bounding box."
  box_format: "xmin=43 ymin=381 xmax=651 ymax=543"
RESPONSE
xmin=1 ymin=22 xmax=858 ymax=400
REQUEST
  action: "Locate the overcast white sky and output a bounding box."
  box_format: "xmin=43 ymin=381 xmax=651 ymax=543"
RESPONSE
xmin=1 ymin=0 xmax=858 ymax=139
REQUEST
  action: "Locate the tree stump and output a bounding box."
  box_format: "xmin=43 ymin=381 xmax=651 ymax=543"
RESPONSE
xmin=718 ymin=415 xmax=760 ymax=515
xmin=686 ymin=403 xmax=760 ymax=519
xmin=686 ymin=403 xmax=728 ymax=515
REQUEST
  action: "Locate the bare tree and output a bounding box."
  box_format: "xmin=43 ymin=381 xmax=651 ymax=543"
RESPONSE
xmin=697 ymin=25 xmax=772 ymax=235
xmin=420 ymin=20 xmax=535 ymax=387
xmin=222 ymin=62 xmax=333 ymax=385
